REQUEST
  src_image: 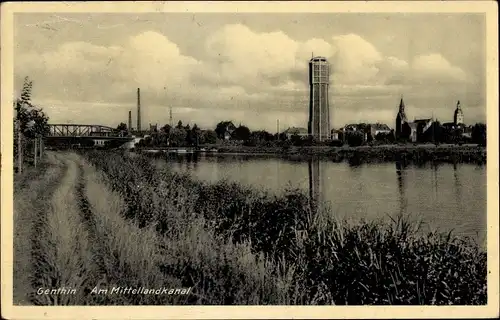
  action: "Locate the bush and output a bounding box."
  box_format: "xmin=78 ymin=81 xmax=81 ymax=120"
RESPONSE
xmin=329 ymin=140 xmax=344 ymax=147
xmin=347 ymin=131 xmax=365 ymax=147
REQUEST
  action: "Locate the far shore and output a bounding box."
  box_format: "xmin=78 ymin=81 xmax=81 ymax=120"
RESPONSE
xmin=137 ymin=143 xmax=487 ymax=164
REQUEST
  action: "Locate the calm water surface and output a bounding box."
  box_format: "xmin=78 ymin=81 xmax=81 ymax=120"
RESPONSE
xmin=160 ymin=153 xmax=486 ymax=241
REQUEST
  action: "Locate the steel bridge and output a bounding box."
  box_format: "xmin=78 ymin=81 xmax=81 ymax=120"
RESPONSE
xmin=48 ymin=124 xmax=126 ymax=137
xmin=46 ymin=124 xmax=134 ymax=149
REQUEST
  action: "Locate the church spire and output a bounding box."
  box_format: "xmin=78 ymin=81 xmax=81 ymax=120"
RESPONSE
xmin=399 ymin=95 xmax=405 ymax=112
xmin=454 ymin=100 xmax=464 ymax=126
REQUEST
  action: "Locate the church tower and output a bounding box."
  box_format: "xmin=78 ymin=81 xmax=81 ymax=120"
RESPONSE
xmin=395 ymin=96 xmax=408 ymax=139
xmin=453 ymin=100 xmax=464 ymax=126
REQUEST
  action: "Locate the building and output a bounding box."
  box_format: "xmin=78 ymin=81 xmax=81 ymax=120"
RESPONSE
xmin=217 ymin=121 xmax=236 ymax=140
xmin=330 ymin=129 xmax=342 ymax=141
xmin=395 ymin=97 xmax=408 ymax=140
xmin=308 ymin=56 xmax=331 ymax=142
xmin=402 ymin=122 xmax=418 ymax=142
xmin=284 ymin=127 xmax=309 ymax=139
xmin=454 ymin=100 xmax=464 ymax=126
xmin=368 ymin=123 xmax=391 ymax=140
xmin=414 ymin=118 xmax=434 ymax=142
xmin=342 ymin=124 xmax=368 ymax=143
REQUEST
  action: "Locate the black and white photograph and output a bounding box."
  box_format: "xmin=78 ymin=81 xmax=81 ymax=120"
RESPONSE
xmin=1 ymin=1 xmax=498 ymax=319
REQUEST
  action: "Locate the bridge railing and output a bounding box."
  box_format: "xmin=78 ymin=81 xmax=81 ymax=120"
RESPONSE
xmin=47 ymin=124 xmax=124 ymax=137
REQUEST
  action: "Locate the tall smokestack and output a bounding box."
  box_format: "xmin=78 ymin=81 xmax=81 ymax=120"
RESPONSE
xmin=128 ymin=110 xmax=132 ymax=132
xmin=137 ymin=88 xmax=141 ymax=132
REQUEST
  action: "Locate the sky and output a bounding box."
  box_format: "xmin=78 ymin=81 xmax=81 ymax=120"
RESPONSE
xmin=14 ymin=12 xmax=486 ymax=132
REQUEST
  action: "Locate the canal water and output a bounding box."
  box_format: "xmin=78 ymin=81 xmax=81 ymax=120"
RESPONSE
xmin=159 ymin=153 xmax=487 ymax=242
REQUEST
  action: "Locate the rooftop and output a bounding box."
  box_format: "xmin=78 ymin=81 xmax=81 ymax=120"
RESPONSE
xmin=310 ymin=56 xmax=328 ymax=62
xmin=370 ymin=123 xmax=391 ymax=131
xmin=414 ymin=118 xmax=432 ymax=123
xmin=284 ymin=127 xmax=308 ymax=134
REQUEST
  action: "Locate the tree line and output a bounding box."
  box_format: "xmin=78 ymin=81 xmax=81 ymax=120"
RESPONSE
xmin=121 ymin=119 xmax=487 ymax=149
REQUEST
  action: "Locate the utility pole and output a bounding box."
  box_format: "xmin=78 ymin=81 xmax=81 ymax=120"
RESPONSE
xmin=16 ymin=120 xmax=22 ymax=174
xmin=137 ymin=88 xmax=141 ymax=132
xmin=34 ymin=136 xmax=38 ymax=168
xmin=39 ymin=137 xmax=44 ymax=158
xmin=169 ymin=106 xmax=173 ymax=127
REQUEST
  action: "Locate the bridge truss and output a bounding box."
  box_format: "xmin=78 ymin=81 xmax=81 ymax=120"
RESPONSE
xmin=48 ymin=124 xmax=125 ymax=137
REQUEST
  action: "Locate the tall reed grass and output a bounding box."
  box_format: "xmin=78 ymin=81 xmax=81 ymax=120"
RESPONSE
xmin=81 ymin=157 xmax=294 ymax=305
xmin=83 ymin=150 xmax=487 ymax=305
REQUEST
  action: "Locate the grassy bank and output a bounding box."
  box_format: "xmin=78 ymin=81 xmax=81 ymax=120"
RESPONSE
xmin=83 ymin=150 xmax=487 ymax=305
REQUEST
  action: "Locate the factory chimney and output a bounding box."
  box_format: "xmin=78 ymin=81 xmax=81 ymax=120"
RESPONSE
xmin=137 ymin=88 xmax=141 ymax=132
xmin=128 ymin=110 xmax=132 ymax=132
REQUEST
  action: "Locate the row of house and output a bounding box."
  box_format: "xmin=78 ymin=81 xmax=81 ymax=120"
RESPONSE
xmin=197 ymin=98 xmax=468 ymax=144
xmin=283 ymin=123 xmax=392 ymax=142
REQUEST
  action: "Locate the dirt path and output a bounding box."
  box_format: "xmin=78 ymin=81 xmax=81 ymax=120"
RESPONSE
xmin=14 ymin=152 xmax=99 ymax=305
xmin=14 ymin=151 xmax=170 ymax=305
xmin=28 ymin=152 xmax=94 ymax=305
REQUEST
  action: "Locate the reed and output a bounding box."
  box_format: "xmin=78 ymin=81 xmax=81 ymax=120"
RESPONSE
xmin=82 ymin=150 xmax=487 ymax=305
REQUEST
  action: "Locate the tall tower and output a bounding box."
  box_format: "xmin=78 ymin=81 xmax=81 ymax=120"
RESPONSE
xmin=454 ymin=100 xmax=464 ymax=126
xmin=395 ymin=96 xmax=408 ymax=139
xmin=137 ymin=88 xmax=141 ymax=132
xmin=308 ymin=56 xmax=331 ymax=142
xmin=128 ymin=110 xmax=132 ymax=131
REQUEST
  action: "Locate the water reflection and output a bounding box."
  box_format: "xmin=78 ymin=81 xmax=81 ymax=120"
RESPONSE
xmin=453 ymin=162 xmax=462 ymax=204
xmin=308 ymin=158 xmax=319 ymax=211
xmin=396 ymin=161 xmax=408 ymax=217
xmin=163 ymin=153 xmax=486 ymax=240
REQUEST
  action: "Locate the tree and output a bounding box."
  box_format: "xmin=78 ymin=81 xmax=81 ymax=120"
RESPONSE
xmin=215 ymin=121 xmax=236 ymax=139
xmin=185 ymin=128 xmax=194 ymax=146
xmin=278 ymin=132 xmax=288 ymax=141
xmin=203 ymin=130 xmax=217 ymax=144
xmin=15 ymin=76 xmax=50 ymax=138
xmin=156 ymin=130 xmax=169 ymax=146
xmin=375 ymin=131 xmax=395 ymax=144
xmin=170 ymin=127 xmax=187 ymax=147
xmin=472 ymin=123 xmax=486 ymax=146
xmin=346 ymin=131 xmax=364 ymax=147
xmin=232 ymin=125 xmax=251 ymax=141
xmin=191 ymin=124 xmax=201 ymax=146
xmin=176 ymin=120 xmax=183 ymax=129
xmin=117 ymin=122 xmax=127 ymax=131
xmin=290 ymin=133 xmax=302 ymax=146
xmin=161 ymin=124 xmax=172 ymax=134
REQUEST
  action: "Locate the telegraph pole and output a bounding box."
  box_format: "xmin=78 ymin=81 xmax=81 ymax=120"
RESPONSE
xmin=169 ymin=106 xmax=173 ymax=127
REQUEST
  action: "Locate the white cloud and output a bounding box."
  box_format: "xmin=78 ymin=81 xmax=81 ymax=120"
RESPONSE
xmin=204 ymin=24 xmax=300 ymax=85
xmin=329 ymin=33 xmax=383 ymax=85
xmin=15 ymin=25 xmax=477 ymax=129
xmin=411 ymin=53 xmax=467 ymax=83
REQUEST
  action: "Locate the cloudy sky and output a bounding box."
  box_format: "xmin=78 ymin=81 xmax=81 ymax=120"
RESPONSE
xmin=14 ymin=12 xmax=485 ymax=132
